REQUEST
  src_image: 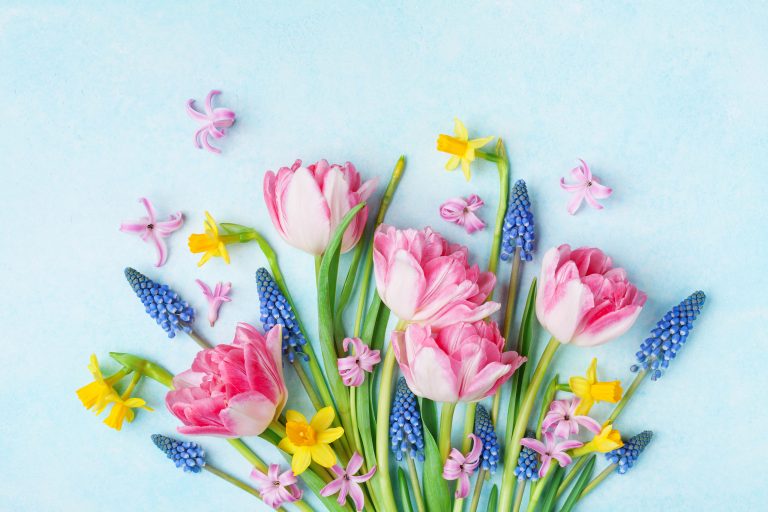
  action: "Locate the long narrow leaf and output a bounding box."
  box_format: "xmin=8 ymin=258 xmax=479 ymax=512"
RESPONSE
xmin=540 ymin=466 xmax=565 ymax=512
xmin=397 ymin=467 xmax=416 ymax=512
xmin=558 ymin=456 xmax=596 ymax=512
xmin=421 ymin=423 xmax=451 ymax=512
xmin=488 ymin=485 xmax=498 ymax=512
xmin=317 ymin=203 xmax=366 ymax=443
xmin=507 ymin=278 xmax=538 ymax=441
xmin=419 ymin=398 xmax=438 ymax=440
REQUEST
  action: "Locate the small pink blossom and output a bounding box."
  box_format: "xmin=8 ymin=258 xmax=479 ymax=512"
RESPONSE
xmin=541 ymin=398 xmax=601 ymax=439
xmin=195 ymin=279 xmax=232 ymax=327
xmin=560 ymin=159 xmax=612 ymax=215
xmin=442 ymin=433 xmax=483 ymax=499
xmin=520 ymin=431 xmax=584 ymax=478
xmin=337 ymin=337 xmax=381 ymax=387
xmin=439 ymin=194 xmax=486 ymax=234
xmin=187 ymin=90 xmax=236 ymax=154
xmin=320 ymin=452 xmax=376 ymax=512
xmin=119 ymin=197 xmax=183 ymax=267
xmin=251 ymin=464 xmax=302 ymax=510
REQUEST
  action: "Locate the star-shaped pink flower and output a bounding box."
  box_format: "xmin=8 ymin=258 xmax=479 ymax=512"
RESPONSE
xmin=187 ymin=90 xmax=236 ymax=154
xmin=195 ymin=280 xmax=232 ymax=327
xmin=560 ymin=159 xmax=612 ymax=215
xmin=251 ymin=464 xmax=302 ymax=510
xmin=520 ymin=431 xmax=584 ymax=478
xmin=337 ymin=337 xmax=381 ymax=387
xmin=320 ymin=452 xmax=376 ymax=512
xmin=119 ymin=197 xmax=183 ymax=267
xmin=442 ymin=433 xmax=483 ymax=499
xmin=541 ymin=398 xmax=601 ymax=439
xmin=439 ymin=194 xmax=486 ymax=233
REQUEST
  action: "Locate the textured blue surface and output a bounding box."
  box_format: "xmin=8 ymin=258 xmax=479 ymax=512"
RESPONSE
xmin=1 ymin=1 xmax=766 ymax=511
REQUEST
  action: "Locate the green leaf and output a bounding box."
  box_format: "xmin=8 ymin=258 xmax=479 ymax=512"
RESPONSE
xmin=109 ymin=352 xmax=174 ymax=388
xmin=317 ymin=203 xmax=366 ymax=437
xmin=334 ymin=225 xmax=368 ymax=337
xmin=419 ymin=397 xmax=438 ymax=439
xmin=398 ymin=467 xmax=416 ymax=512
xmin=356 ymin=362 xmax=377 ymax=476
xmin=539 ymin=466 xmax=565 ymax=512
xmin=422 ymin=421 xmax=451 ymax=512
xmin=506 ymin=278 xmax=538 ymax=441
xmin=487 ymin=485 xmax=498 ymax=512
xmin=536 ymin=375 xmax=559 ymax=438
xmin=558 ymin=456 xmax=596 ymax=512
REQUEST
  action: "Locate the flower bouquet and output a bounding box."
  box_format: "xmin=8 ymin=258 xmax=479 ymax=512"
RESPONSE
xmin=78 ymin=118 xmax=706 ymax=512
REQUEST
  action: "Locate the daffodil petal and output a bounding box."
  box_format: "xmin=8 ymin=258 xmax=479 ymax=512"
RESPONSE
xmin=317 ymin=426 xmax=345 ymax=444
xmin=310 ymin=443 xmax=337 ymax=467
xmin=286 ymin=410 xmax=308 ymax=424
xmin=587 ymin=358 xmax=597 ymax=383
xmin=445 ymin=156 xmax=460 ymax=171
xmin=291 ymin=447 xmax=312 ymax=475
xmin=278 ymin=436 xmax=297 ymax=454
xmin=569 ymin=376 xmax=590 ymax=398
xmin=310 ymin=407 xmax=335 ymax=432
xmin=453 ymin=118 xmax=468 ymax=140
xmin=461 ymin=159 xmax=471 ymax=181
xmin=468 ymin=135 xmax=494 ymax=149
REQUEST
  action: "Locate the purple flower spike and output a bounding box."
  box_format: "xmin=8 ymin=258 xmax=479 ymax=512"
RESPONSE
xmin=186 ymin=90 xmax=236 ymax=154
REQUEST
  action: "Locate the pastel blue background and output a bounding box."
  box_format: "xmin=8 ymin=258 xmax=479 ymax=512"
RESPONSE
xmin=1 ymin=1 xmax=766 ymax=511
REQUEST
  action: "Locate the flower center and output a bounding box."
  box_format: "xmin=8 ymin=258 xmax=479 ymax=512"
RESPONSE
xmin=437 ymin=134 xmax=469 ymax=157
xmin=587 ymin=181 xmax=593 ymax=187
xmin=273 ymin=481 xmax=281 ymax=486
xmin=286 ymin=421 xmax=317 ymax=446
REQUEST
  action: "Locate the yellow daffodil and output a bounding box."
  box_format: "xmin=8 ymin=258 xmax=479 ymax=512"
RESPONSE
xmin=436 ymin=118 xmax=494 ymax=181
xmin=573 ymin=423 xmax=624 ymax=456
xmin=569 ymin=358 xmax=623 ymax=416
xmin=103 ymin=395 xmax=153 ymax=431
xmin=76 ymin=354 xmax=122 ymax=414
xmin=278 ymin=407 xmax=344 ymax=475
xmin=188 ymin=211 xmax=231 ymax=266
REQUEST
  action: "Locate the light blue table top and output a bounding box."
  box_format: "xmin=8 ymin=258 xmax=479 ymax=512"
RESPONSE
xmin=1 ymin=1 xmax=766 ymax=511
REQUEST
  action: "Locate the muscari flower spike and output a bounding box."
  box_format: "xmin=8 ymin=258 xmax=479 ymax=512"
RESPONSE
xmin=501 ymin=179 xmax=535 ymax=262
xmin=151 ymin=434 xmax=206 ymax=473
xmin=389 ymin=377 xmax=425 ymax=462
xmin=514 ymin=430 xmax=540 ymax=481
xmin=125 ymin=267 xmax=195 ymax=338
xmin=631 ymin=291 xmax=706 ymax=380
xmin=606 ymin=431 xmax=653 ymax=474
xmin=256 ymin=268 xmax=308 ymax=362
xmin=473 ymin=405 xmax=501 ymax=474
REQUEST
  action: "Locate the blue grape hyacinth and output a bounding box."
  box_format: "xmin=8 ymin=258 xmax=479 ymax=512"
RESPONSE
xmin=473 ymin=405 xmax=501 ymax=474
xmin=125 ymin=267 xmax=194 ymax=338
xmin=151 ymin=434 xmax=206 ymax=473
xmin=606 ymin=431 xmax=653 ymax=474
xmin=501 ymin=179 xmax=535 ymax=262
xmin=256 ymin=268 xmax=308 ymax=363
xmin=631 ymin=291 xmax=706 ymax=380
xmin=389 ymin=377 xmax=425 ymax=462
xmin=514 ymin=430 xmax=539 ymax=481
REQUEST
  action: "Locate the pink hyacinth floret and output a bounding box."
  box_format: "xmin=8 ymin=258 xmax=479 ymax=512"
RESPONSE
xmin=251 ymin=464 xmax=302 ymax=510
xmin=337 ymin=337 xmax=381 ymax=387
xmin=541 ymin=398 xmax=601 ymax=438
xmin=520 ymin=431 xmax=584 ymax=478
xmin=187 ymin=90 xmax=236 ymax=154
xmin=560 ymin=159 xmax=612 ymax=214
xmin=119 ymin=197 xmax=183 ymax=267
xmin=195 ymin=279 xmax=232 ymax=327
xmin=439 ymin=194 xmax=486 ymax=234
xmin=320 ymin=452 xmax=377 ymax=512
xmin=442 ymin=433 xmax=483 ymax=499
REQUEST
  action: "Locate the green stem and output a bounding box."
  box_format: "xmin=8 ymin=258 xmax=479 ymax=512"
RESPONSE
xmin=120 ymin=371 xmax=141 ymax=399
xmin=349 ymin=385 xmax=364 ymax=456
xmin=468 ymin=468 xmax=488 ymax=512
xmin=580 ymin=464 xmax=616 ymax=499
xmin=406 ymin=456 xmax=427 ymax=512
xmin=535 ymin=375 xmax=559 ymax=439
xmin=606 ymin=369 xmax=647 ymax=423
xmin=498 ymin=337 xmax=560 ymax=512
xmin=475 ymin=150 xmax=502 ymax=164
xmin=315 ymin=254 xmax=322 ymax=283
xmin=292 ymin=360 xmax=323 ymax=410
xmin=512 ymin=479 xmax=526 ymax=512
xmin=203 ymin=464 xmax=265 ymax=502
xmin=439 ymin=402 xmax=458 ymax=462
xmin=373 ymin=347 xmax=399 ymax=512
xmin=486 ymin=138 xmax=510 ymax=287
xmin=461 ymin=403 xmax=476 ymax=452
xmin=227 ymin=438 xmax=268 ymax=473
xmin=491 ymin=246 xmax=522 ymax=423
xmin=525 ymin=463 xmax=554 ymax=512
xmin=187 ymin=329 xmax=213 ymax=349
xmin=353 ymin=156 xmax=405 ymax=337
xmin=555 ymin=456 xmax=585 ymax=499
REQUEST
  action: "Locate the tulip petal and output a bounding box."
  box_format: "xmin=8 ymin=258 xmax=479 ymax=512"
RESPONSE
xmin=220 ymin=391 xmax=276 ymax=436
xmin=277 ymin=166 xmax=331 ymax=255
xmin=570 ymin=304 xmax=644 ymax=347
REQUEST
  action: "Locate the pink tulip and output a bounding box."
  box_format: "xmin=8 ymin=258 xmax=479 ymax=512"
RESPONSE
xmin=166 ymin=323 xmax=287 ymax=437
xmin=392 ymin=320 xmax=526 ymax=403
xmin=263 ymin=159 xmax=378 ymax=255
xmin=373 ymin=225 xmax=500 ymax=328
xmin=536 ymin=244 xmax=647 ymax=347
